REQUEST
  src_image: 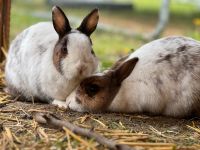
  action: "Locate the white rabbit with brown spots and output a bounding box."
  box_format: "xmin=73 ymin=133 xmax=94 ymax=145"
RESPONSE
xmin=67 ymin=36 xmax=200 ymax=118
xmin=5 ymin=6 xmax=99 ymax=104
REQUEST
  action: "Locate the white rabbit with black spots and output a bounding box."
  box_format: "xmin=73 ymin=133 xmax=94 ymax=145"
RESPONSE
xmin=5 ymin=6 xmax=99 ymax=104
xmin=67 ymin=36 xmax=200 ymax=118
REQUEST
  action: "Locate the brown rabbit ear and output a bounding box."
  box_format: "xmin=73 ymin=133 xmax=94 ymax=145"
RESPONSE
xmin=113 ymin=57 xmax=139 ymax=85
xmin=77 ymin=8 xmax=99 ymax=36
xmin=52 ymin=6 xmax=71 ymax=38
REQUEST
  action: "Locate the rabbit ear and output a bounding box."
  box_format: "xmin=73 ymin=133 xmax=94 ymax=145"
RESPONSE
xmin=52 ymin=6 xmax=71 ymax=38
xmin=77 ymin=8 xmax=99 ymax=36
xmin=113 ymin=57 xmax=139 ymax=85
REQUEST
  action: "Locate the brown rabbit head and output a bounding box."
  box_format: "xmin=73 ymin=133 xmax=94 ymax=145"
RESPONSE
xmin=68 ymin=57 xmax=139 ymax=112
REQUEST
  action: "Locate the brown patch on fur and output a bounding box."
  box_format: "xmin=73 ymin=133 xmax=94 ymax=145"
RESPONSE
xmin=76 ymin=57 xmax=139 ymax=112
xmin=76 ymin=73 xmax=118 ymax=112
xmin=77 ymin=8 xmax=99 ymax=36
xmin=53 ymin=37 xmax=68 ymax=74
xmin=114 ymin=58 xmax=139 ymax=84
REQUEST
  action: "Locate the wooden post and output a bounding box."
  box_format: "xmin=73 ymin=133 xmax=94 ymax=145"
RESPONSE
xmin=0 ymin=0 xmax=3 ymax=55
xmin=0 ymin=0 xmax=11 ymax=62
xmin=145 ymin=0 xmax=170 ymax=40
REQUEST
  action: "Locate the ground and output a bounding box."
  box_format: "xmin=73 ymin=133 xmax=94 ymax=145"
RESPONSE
xmin=1 ymin=0 xmax=200 ymax=149
xmin=1 ymin=96 xmax=200 ymax=149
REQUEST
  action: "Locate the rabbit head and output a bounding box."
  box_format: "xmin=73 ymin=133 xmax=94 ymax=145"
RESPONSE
xmin=68 ymin=57 xmax=139 ymax=112
xmin=52 ymin=6 xmax=99 ymax=80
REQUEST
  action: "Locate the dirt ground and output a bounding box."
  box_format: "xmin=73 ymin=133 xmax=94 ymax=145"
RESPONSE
xmin=0 ymin=94 xmax=200 ymax=149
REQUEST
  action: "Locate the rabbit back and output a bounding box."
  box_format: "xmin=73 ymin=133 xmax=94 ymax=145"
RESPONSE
xmin=5 ymin=22 xmax=60 ymax=102
xmin=111 ymin=36 xmax=200 ymax=117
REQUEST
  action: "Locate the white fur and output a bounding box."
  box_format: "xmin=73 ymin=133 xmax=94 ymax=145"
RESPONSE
xmin=68 ymin=36 xmax=200 ymax=117
xmin=52 ymin=99 xmax=68 ymax=108
xmin=5 ymin=22 xmax=98 ymax=102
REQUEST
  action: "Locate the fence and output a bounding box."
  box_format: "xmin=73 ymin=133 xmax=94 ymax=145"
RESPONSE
xmin=0 ymin=0 xmax=11 ymax=62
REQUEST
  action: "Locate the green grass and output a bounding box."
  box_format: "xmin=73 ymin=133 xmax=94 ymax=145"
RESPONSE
xmin=10 ymin=0 xmax=200 ymax=69
xmin=10 ymin=0 xmax=50 ymax=39
xmin=118 ymin=0 xmax=199 ymax=17
xmin=92 ymin=31 xmax=141 ymax=69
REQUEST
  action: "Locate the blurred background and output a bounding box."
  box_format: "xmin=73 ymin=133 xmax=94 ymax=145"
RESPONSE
xmin=10 ymin=0 xmax=200 ymax=69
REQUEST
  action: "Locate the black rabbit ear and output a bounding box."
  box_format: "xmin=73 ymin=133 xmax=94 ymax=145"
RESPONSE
xmin=77 ymin=8 xmax=99 ymax=36
xmin=52 ymin=6 xmax=71 ymax=38
xmin=113 ymin=57 xmax=139 ymax=85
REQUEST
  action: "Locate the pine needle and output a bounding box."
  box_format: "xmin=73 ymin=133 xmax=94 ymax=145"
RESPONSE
xmin=63 ymin=127 xmax=96 ymax=150
xmin=187 ymin=125 xmax=200 ymax=134
xmin=90 ymin=117 xmax=107 ymax=128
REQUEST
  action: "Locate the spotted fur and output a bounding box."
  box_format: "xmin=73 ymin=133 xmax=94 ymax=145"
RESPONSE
xmin=5 ymin=6 xmax=99 ymax=103
xmin=67 ymin=36 xmax=200 ymax=118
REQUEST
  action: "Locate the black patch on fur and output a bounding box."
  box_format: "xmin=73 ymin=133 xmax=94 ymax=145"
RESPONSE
xmin=38 ymin=44 xmax=47 ymax=55
xmin=153 ymin=75 xmax=163 ymax=94
xmin=156 ymin=76 xmax=163 ymax=86
xmin=53 ymin=36 xmax=68 ymax=74
xmin=177 ymin=45 xmax=186 ymax=52
xmin=137 ymin=79 xmax=148 ymax=86
xmin=164 ymin=54 xmax=172 ymax=61
xmin=13 ymin=38 xmax=21 ymax=53
xmin=156 ymin=54 xmax=174 ymax=64
xmin=12 ymin=29 xmax=29 ymax=56
xmin=156 ymin=44 xmax=200 ymax=83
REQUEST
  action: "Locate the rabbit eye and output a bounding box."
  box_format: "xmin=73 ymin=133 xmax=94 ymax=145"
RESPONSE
xmin=61 ymin=46 xmax=68 ymax=54
xmin=85 ymin=84 xmax=100 ymax=97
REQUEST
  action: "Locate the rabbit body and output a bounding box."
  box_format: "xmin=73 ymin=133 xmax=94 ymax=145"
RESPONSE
xmin=109 ymin=36 xmax=200 ymax=117
xmin=68 ymin=36 xmax=200 ymax=117
xmin=5 ymin=7 xmax=99 ymax=103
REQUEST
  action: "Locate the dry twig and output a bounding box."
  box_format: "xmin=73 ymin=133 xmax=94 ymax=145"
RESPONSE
xmin=33 ymin=112 xmax=139 ymax=150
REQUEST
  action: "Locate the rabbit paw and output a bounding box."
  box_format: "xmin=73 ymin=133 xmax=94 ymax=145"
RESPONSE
xmin=52 ymin=99 xmax=67 ymax=109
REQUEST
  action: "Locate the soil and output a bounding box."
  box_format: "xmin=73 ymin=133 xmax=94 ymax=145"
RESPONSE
xmin=0 ymin=99 xmax=200 ymax=149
